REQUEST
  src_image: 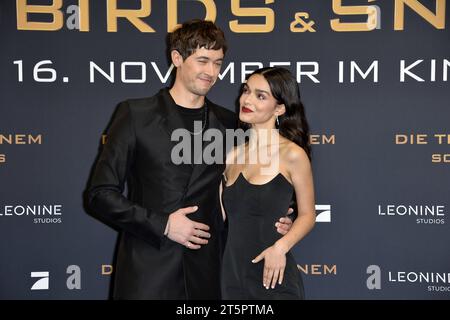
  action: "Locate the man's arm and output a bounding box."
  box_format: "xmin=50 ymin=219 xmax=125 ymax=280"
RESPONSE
xmin=85 ymin=101 xmax=167 ymax=247
xmin=272 ymin=192 xmax=296 ymax=235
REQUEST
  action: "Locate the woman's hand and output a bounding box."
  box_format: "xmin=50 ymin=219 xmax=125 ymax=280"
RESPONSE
xmin=252 ymin=242 xmax=288 ymax=289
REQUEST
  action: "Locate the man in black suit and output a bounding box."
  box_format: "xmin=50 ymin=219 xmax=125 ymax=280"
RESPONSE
xmin=86 ymin=19 xmax=292 ymax=299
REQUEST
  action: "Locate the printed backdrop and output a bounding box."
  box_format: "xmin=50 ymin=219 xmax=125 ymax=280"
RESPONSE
xmin=0 ymin=0 xmax=449 ymax=299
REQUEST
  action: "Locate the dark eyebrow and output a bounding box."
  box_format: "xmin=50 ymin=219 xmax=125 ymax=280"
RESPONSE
xmin=242 ymin=85 xmax=271 ymax=96
xmin=196 ymin=56 xmax=223 ymax=62
xmin=255 ymin=88 xmax=270 ymax=95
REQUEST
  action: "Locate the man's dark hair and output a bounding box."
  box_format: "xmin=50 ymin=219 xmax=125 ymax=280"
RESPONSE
xmin=169 ymin=19 xmax=227 ymax=60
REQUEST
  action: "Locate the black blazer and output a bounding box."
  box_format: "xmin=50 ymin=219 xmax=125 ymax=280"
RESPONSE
xmin=86 ymin=88 xmax=236 ymax=299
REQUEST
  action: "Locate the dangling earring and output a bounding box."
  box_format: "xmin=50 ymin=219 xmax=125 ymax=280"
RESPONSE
xmin=276 ymin=115 xmax=279 ymax=127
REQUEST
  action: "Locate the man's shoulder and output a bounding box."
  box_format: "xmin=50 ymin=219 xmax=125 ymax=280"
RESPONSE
xmin=118 ymin=89 xmax=167 ymax=114
xmin=122 ymin=95 xmax=158 ymax=110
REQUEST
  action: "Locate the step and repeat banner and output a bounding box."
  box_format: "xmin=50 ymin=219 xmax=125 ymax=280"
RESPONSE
xmin=0 ymin=0 xmax=449 ymax=299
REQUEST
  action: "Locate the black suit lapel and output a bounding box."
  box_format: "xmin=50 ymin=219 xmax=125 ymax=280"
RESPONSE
xmin=156 ymin=88 xmax=186 ymax=138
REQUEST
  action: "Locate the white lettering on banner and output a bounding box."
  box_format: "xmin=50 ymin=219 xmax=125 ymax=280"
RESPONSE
xmin=378 ymin=205 xmax=446 ymax=225
xmin=339 ymin=60 xmax=379 ymax=83
xmin=389 ymin=272 xmax=450 ymax=284
xmin=1 ymin=205 xmax=63 ymax=216
xmin=400 ymin=59 xmax=450 ymax=82
xmin=13 ymin=59 xmax=449 ymax=85
xmin=1 ymin=205 xmax=63 ymax=224
xmin=378 ymin=205 xmax=445 ymax=216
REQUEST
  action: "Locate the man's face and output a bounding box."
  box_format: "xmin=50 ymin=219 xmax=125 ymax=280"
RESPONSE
xmin=174 ymin=47 xmax=224 ymax=97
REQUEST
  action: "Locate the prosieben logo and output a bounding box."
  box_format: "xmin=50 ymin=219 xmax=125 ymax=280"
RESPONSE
xmin=315 ymin=205 xmax=331 ymax=222
xmin=30 ymin=271 xmax=49 ymax=290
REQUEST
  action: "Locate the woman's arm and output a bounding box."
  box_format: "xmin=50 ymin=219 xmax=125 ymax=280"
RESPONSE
xmin=275 ymin=144 xmax=316 ymax=253
xmin=252 ymin=144 xmax=315 ymax=289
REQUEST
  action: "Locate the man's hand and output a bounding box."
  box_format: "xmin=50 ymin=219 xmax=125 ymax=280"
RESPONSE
xmin=275 ymin=208 xmax=294 ymax=235
xmin=166 ymin=206 xmax=211 ymax=249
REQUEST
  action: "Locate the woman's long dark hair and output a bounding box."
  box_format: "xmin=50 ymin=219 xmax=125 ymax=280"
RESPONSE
xmin=238 ymin=67 xmax=311 ymax=160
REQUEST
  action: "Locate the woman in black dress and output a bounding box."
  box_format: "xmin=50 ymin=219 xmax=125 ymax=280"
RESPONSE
xmin=220 ymin=67 xmax=316 ymax=299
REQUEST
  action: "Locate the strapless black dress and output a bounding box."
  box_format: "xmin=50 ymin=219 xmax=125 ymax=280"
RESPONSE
xmin=221 ymin=172 xmax=304 ymax=300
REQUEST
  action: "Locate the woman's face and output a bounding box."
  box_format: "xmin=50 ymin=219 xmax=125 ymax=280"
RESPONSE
xmin=239 ymin=74 xmax=285 ymax=127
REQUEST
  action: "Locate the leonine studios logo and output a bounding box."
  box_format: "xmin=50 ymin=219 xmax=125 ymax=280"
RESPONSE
xmin=378 ymin=204 xmax=445 ymax=225
xmin=0 ymin=204 xmax=63 ymax=224
xmin=367 ymin=265 xmax=450 ymax=294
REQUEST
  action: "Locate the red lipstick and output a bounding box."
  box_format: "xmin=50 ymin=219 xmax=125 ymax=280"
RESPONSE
xmin=241 ymin=106 xmax=253 ymax=113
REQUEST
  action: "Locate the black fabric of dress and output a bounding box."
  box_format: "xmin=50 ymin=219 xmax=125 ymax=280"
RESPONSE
xmin=221 ymin=172 xmax=304 ymax=300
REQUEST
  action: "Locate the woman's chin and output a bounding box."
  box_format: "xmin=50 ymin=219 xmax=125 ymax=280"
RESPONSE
xmin=239 ymin=113 xmax=253 ymax=124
